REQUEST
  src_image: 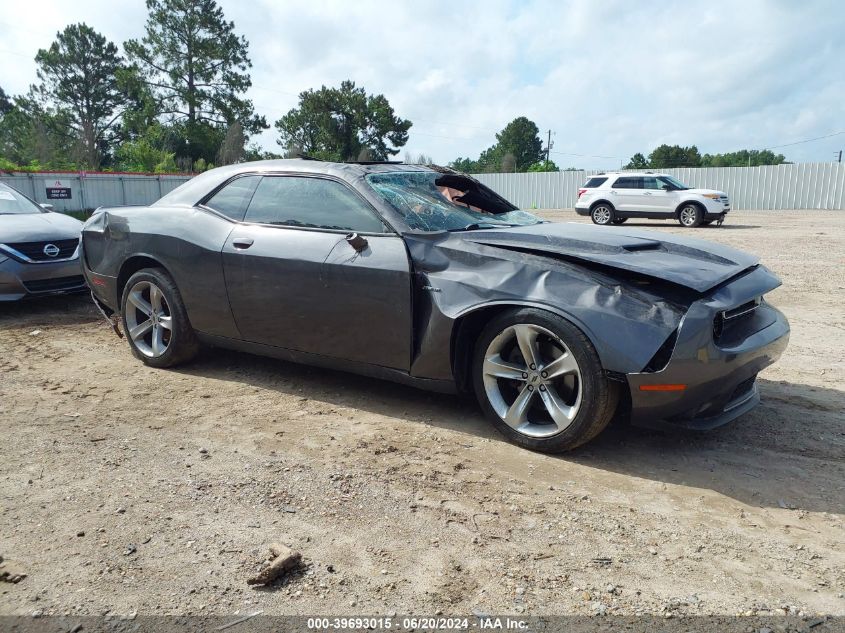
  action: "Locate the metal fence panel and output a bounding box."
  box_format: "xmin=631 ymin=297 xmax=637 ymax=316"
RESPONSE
xmin=0 ymin=172 xmax=193 ymax=212
xmin=473 ymin=163 xmax=845 ymax=210
xmin=3 ymin=165 xmax=844 ymax=212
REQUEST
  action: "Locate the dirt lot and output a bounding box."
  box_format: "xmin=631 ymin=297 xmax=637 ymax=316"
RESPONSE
xmin=1 ymin=210 xmax=843 ymax=619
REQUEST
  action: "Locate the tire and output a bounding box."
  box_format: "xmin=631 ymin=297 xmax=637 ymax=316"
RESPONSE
xmin=120 ymin=267 xmax=199 ymax=368
xmin=611 ymin=218 xmax=627 ymax=225
xmin=590 ymin=203 xmax=615 ymax=225
xmin=472 ymin=308 xmax=619 ymax=453
xmin=678 ymin=203 xmax=704 ymax=227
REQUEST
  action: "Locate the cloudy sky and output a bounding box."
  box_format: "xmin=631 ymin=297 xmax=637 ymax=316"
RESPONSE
xmin=1 ymin=0 xmax=843 ymax=169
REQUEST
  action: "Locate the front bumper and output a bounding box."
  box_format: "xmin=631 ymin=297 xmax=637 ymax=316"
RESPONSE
xmin=626 ymin=266 xmax=789 ymax=430
xmin=0 ymin=254 xmax=86 ymax=301
xmin=703 ymin=198 xmax=731 ymax=219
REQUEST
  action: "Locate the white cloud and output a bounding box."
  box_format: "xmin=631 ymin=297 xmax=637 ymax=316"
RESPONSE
xmin=1 ymin=0 xmax=843 ymax=168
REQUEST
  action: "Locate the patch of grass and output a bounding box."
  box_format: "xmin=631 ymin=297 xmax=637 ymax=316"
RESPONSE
xmin=63 ymin=210 xmax=93 ymax=221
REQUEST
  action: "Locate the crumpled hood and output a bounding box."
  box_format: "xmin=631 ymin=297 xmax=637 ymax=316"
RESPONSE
xmin=461 ymin=222 xmax=758 ymax=293
xmin=0 ymin=212 xmax=83 ymax=244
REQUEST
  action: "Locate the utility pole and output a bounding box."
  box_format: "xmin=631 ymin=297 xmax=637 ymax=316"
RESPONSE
xmin=545 ymin=129 xmax=554 ymax=163
xmin=838 ymin=150 xmax=842 ymax=163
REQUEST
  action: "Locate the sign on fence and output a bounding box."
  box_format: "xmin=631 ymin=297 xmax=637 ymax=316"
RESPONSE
xmin=45 ymin=178 xmax=72 ymax=199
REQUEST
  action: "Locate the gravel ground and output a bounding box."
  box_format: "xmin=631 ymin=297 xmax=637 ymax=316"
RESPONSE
xmin=0 ymin=210 xmax=843 ymax=619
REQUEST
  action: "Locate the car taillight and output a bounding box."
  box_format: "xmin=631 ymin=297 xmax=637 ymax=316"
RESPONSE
xmin=578 ymin=188 xmax=588 ymax=198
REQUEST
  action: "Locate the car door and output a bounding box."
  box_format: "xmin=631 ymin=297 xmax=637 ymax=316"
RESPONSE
xmin=219 ymin=174 xmax=412 ymax=371
xmin=610 ymin=176 xmax=645 ymax=211
xmin=641 ymin=176 xmax=675 ymax=215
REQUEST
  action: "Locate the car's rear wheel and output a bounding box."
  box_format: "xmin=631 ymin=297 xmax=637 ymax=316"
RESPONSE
xmin=121 ymin=268 xmax=199 ymax=368
xmin=472 ymin=308 xmax=619 ymax=453
xmin=678 ymin=204 xmax=703 ymax=227
xmin=611 ymin=217 xmax=627 ymax=225
xmin=590 ymin=204 xmax=615 ymax=225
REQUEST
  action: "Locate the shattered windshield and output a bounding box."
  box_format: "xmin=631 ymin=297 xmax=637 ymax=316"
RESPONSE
xmin=366 ymin=172 xmax=543 ymax=232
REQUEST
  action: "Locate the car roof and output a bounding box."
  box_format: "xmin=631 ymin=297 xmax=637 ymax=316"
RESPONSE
xmin=590 ymin=172 xmax=671 ymax=178
xmin=154 ymin=159 xmax=436 ymax=208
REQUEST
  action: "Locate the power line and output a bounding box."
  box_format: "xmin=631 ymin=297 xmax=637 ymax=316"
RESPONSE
xmin=763 ymin=130 xmax=845 ymax=150
xmin=549 ymin=149 xmax=620 ymax=160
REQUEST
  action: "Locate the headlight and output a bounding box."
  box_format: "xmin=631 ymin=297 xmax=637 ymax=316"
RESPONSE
xmin=702 ymin=193 xmax=721 ymax=200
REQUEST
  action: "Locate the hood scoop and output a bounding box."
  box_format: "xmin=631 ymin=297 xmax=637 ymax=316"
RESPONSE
xmin=622 ymin=241 xmax=664 ymax=253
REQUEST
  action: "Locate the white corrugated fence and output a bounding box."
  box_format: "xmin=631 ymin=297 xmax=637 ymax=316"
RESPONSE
xmin=2 ymin=163 xmax=844 ymax=212
xmin=0 ymin=172 xmax=191 ymax=213
xmin=473 ymin=163 xmax=845 ymax=210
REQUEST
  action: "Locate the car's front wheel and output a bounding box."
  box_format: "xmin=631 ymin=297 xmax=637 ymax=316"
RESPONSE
xmin=590 ymin=204 xmax=615 ymax=225
xmin=678 ymin=204 xmax=703 ymax=227
xmin=121 ymin=268 xmax=199 ymax=368
xmin=472 ymin=308 xmax=619 ymax=453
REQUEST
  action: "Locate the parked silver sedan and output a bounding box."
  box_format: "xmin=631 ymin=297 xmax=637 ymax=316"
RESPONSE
xmin=0 ymin=182 xmax=86 ymax=301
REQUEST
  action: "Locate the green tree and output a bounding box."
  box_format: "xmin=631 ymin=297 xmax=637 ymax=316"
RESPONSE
xmin=624 ymin=152 xmax=649 ymax=169
xmin=527 ymin=159 xmax=560 ymax=172
xmin=491 ymin=117 xmax=544 ymax=171
xmin=647 ymin=144 xmax=702 ymax=168
xmin=274 ymin=80 xmax=411 ymax=161
xmin=125 ymin=0 xmax=266 ymax=162
xmin=31 ymin=23 xmax=138 ymax=168
xmin=115 ymin=124 xmax=178 ymax=172
xmin=0 ymin=86 xmax=12 ymax=116
xmin=0 ymin=95 xmax=77 ymax=169
xmin=701 ymin=149 xmax=786 ymax=167
xmin=450 ymin=117 xmax=544 ymax=173
xmin=448 ymin=157 xmax=479 ymax=173
xmin=216 ymin=122 xmax=245 ymax=165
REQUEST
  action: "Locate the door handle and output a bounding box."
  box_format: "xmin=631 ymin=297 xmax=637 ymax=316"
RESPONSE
xmin=232 ymin=237 xmax=254 ymax=250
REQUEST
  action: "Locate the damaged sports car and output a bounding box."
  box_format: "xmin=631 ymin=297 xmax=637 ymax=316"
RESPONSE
xmin=81 ymin=160 xmax=789 ymax=452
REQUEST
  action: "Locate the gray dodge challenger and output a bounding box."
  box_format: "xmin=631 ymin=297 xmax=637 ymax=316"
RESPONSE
xmin=0 ymin=182 xmax=86 ymax=300
xmin=81 ymin=160 xmax=789 ymax=452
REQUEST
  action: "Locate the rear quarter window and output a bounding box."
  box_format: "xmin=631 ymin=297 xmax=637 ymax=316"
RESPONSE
xmin=584 ymin=177 xmax=608 ymax=188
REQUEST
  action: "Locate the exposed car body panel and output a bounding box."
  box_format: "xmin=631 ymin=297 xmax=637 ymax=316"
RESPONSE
xmin=403 ymin=231 xmax=687 ymax=378
xmin=627 ymin=266 xmax=789 ymax=429
xmin=81 ymin=159 xmax=789 ymax=436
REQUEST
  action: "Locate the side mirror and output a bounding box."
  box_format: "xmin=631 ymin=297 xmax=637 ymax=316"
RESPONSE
xmin=40 ymin=203 xmax=55 ymax=211
xmin=660 ymin=185 xmax=672 ymax=191
xmin=345 ymin=232 xmax=368 ymax=252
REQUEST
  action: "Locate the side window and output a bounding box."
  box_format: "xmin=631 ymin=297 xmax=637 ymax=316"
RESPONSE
xmin=613 ymin=177 xmax=639 ymax=189
xmin=643 ymin=177 xmax=662 ymax=190
xmin=203 ymin=175 xmax=261 ymax=221
xmin=244 ymin=176 xmax=386 ymax=233
xmin=584 ymin=177 xmax=608 ymax=188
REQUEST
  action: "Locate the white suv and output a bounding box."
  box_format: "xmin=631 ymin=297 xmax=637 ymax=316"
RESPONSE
xmin=575 ymin=172 xmax=730 ymax=227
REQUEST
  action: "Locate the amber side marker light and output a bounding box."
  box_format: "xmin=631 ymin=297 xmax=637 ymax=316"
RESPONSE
xmin=639 ymin=384 xmax=687 ymax=392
